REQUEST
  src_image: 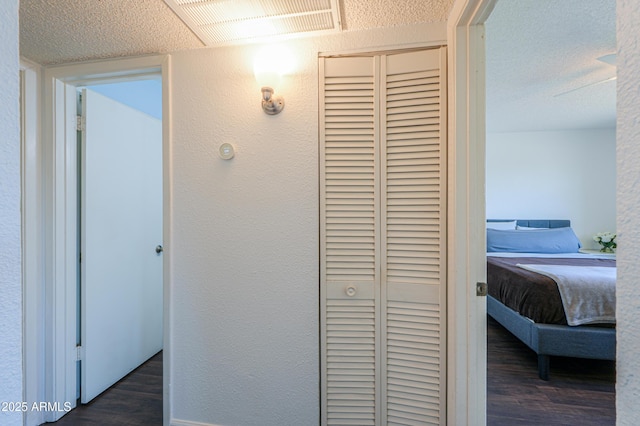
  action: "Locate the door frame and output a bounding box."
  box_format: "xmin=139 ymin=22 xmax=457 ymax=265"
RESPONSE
xmin=447 ymin=0 xmax=495 ymax=424
xmin=21 ymin=58 xmax=46 ymax=426
xmin=32 ymin=55 xmax=172 ymax=424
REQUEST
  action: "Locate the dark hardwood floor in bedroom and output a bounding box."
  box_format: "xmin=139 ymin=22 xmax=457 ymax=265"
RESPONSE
xmin=487 ymin=316 xmax=616 ymax=425
xmin=50 ymin=351 xmax=162 ymax=426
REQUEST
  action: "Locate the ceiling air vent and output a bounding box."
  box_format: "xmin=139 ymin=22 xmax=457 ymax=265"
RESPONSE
xmin=163 ymin=0 xmax=342 ymax=46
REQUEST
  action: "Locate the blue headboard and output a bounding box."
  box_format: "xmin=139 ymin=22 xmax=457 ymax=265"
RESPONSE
xmin=487 ymin=219 xmax=571 ymax=228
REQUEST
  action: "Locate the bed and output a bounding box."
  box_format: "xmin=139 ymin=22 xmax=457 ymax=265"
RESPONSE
xmin=486 ymin=219 xmax=616 ymax=380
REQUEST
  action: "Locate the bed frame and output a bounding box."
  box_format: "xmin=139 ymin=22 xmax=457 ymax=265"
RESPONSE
xmin=486 ymin=219 xmax=617 ymax=380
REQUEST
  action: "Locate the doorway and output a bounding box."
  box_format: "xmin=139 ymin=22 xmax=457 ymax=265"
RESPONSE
xmin=483 ymin=0 xmax=617 ymax=423
xmin=23 ymin=55 xmax=170 ymax=425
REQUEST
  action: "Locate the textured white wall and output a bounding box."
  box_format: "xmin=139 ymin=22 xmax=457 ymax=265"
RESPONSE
xmin=0 ymin=1 xmax=23 ymax=425
xmin=169 ymin=22 xmax=445 ymax=426
xmin=616 ymin=0 xmax=640 ymax=423
xmin=486 ymin=129 xmax=616 ymax=247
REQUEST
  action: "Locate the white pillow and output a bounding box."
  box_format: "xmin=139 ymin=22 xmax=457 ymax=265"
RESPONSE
xmin=487 ymin=220 xmax=517 ymax=230
xmin=517 ymin=225 xmax=545 ymax=230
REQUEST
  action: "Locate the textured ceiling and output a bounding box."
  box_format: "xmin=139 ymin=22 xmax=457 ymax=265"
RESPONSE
xmin=486 ymin=0 xmax=616 ymax=132
xmin=19 ymin=0 xmax=614 ymax=132
xmin=19 ymin=0 xmax=454 ymax=65
xmin=20 ymin=0 xmax=204 ymax=65
xmin=340 ymin=0 xmax=453 ymax=30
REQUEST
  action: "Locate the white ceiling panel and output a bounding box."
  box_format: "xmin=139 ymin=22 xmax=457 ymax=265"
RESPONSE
xmin=163 ymin=0 xmax=342 ymax=45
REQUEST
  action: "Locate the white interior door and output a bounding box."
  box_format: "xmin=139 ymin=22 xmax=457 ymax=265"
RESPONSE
xmin=80 ymin=88 xmax=163 ymax=403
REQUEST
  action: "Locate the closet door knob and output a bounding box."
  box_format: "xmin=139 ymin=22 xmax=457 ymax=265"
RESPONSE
xmin=155 ymin=245 xmax=163 ymax=254
xmin=345 ymin=285 xmax=357 ymax=297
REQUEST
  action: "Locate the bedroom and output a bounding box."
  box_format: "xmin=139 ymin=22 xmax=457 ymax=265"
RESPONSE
xmin=484 ymin=0 xmax=616 ymax=423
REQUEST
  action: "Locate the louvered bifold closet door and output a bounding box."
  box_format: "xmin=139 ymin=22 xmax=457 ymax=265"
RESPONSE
xmin=381 ymin=49 xmax=446 ymax=426
xmin=320 ymin=47 xmax=446 ymax=426
xmin=320 ymin=56 xmax=379 ymax=426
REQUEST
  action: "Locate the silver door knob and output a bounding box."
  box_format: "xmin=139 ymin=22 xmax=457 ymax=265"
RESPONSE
xmin=155 ymin=245 xmax=163 ymax=254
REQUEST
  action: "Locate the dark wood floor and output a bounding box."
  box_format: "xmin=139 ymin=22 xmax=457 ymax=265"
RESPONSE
xmin=49 ymin=351 xmax=163 ymax=425
xmin=47 ymin=324 xmax=615 ymax=425
xmin=487 ymin=316 xmax=616 ymax=425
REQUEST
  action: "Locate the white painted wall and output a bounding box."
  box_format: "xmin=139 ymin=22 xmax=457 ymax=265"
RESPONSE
xmin=168 ymin=23 xmax=445 ymax=426
xmin=486 ymin=129 xmax=616 ymax=248
xmin=0 ymin=1 xmax=23 ymax=425
xmin=616 ymin=0 xmax=640 ymax=424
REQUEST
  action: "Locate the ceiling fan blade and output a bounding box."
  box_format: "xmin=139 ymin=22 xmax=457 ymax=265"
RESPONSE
xmin=553 ymin=76 xmax=616 ymax=97
xmin=597 ymin=53 xmax=616 ymax=66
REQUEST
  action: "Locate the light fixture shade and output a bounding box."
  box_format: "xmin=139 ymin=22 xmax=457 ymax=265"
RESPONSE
xmin=254 ymin=67 xmax=282 ymax=91
xmin=253 ymin=45 xmax=295 ymax=90
xmin=253 ymin=45 xmax=293 ymax=115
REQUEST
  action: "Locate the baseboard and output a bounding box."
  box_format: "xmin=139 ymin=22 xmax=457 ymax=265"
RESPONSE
xmin=171 ymin=418 xmax=224 ymax=426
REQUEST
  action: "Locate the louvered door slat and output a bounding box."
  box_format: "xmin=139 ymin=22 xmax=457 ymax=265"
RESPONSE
xmin=387 ymin=69 xmax=439 ymax=82
xmin=387 ymin=104 xmax=440 ymax=116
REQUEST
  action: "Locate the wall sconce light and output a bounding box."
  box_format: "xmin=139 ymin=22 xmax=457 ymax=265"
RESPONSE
xmin=259 ymin=85 xmax=284 ymax=115
xmin=253 ymin=45 xmax=294 ymax=115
